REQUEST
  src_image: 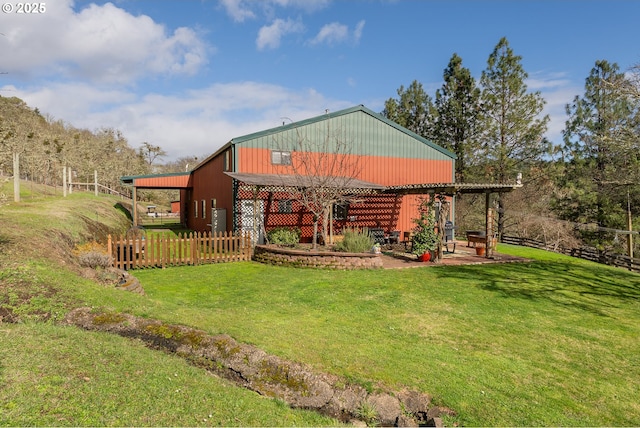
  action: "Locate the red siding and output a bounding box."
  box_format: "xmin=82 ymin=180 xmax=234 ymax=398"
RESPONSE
xmin=187 ymin=153 xmax=234 ymax=232
xmin=237 ymin=147 xmax=454 ymax=236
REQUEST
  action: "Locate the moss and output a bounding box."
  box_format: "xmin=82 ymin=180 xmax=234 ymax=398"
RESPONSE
xmin=92 ymin=311 xmax=127 ymax=325
xmin=213 ymin=337 xmax=242 ymax=359
xmin=257 ymin=360 xmax=310 ymax=396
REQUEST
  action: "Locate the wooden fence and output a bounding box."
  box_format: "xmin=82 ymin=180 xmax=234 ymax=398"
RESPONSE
xmin=502 ymin=235 xmax=640 ymax=273
xmin=108 ymin=231 xmax=253 ymax=270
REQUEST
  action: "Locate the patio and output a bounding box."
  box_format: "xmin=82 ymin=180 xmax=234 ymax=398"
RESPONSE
xmin=379 ymin=240 xmax=529 ymax=269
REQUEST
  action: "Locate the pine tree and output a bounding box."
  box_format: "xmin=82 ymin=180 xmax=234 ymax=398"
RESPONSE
xmin=479 ymin=37 xmax=550 ymax=238
xmin=431 ymin=53 xmax=482 ymax=183
xmin=555 ymin=60 xmax=640 ymax=248
xmin=382 ymin=80 xmax=434 ymax=139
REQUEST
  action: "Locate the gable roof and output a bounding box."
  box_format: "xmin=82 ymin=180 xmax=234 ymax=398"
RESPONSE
xmin=193 ymin=104 xmax=455 ymax=172
xmin=232 ymin=105 xmax=456 ymax=159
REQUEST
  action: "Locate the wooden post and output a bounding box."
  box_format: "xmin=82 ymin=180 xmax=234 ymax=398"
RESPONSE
xmin=485 ymin=192 xmax=492 ymax=258
xmin=12 ymin=152 xmax=20 ymax=202
xmin=68 ymin=168 xmax=73 ymax=194
xmin=132 ymin=185 xmax=138 ymax=227
xmin=628 ymin=189 xmax=634 ymax=260
xmin=63 ymin=166 xmax=67 ymax=197
xmin=94 ymin=170 xmax=98 ymax=196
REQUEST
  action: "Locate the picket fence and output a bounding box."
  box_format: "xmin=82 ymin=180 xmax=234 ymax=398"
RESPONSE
xmin=108 ymin=231 xmax=253 ymax=270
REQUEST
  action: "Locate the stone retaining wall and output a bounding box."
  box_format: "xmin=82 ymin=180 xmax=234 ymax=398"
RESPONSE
xmin=253 ymin=245 xmax=383 ymax=270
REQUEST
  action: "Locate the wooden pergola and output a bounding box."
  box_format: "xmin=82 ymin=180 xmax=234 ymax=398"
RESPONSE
xmin=384 ymin=182 xmax=523 ymax=259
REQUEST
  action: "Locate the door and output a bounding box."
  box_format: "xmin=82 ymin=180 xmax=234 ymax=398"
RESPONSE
xmin=240 ymin=200 xmax=265 ymax=245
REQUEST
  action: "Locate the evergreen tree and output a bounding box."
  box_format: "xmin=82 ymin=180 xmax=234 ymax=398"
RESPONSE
xmin=479 ymin=37 xmax=550 ymax=238
xmin=555 ymin=60 xmax=640 ymax=247
xmin=432 ymin=53 xmax=482 ymax=182
xmin=382 ymin=80 xmax=434 ymax=139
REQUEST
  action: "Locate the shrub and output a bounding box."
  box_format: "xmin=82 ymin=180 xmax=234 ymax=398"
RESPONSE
xmin=267 ymin=227 xmax=301 ymax=246
xmin=75 ymin=241 xmax=112 ymax=269
xmin=79 ymin=251 xmax=113 ymax=269
xmin=334 ymin=228 xmax=374 ymax=253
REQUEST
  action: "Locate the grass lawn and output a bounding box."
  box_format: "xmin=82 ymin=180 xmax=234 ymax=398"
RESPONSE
xmin=131 ymin=245 xmax=640 ymax=426
xmin=1 ymin=190 xmax=639 ymax=426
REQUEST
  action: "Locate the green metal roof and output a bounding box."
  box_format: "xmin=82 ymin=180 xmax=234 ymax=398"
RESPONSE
xmin=231 ymin=105 xmax=456 ymax=160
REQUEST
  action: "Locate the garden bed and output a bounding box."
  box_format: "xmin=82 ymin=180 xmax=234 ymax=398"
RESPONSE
xmin=253 ymin=244 xmax=383 ymax=270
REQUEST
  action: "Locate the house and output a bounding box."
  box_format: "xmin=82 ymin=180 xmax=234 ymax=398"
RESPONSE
xmin=179 ymin=105 xmax=456 ymax=242
xmin=121 ymin=105 xmax=525 ymax=255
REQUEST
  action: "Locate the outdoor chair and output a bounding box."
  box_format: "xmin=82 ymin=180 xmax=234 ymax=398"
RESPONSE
xmin=444 ymin=221 xmax=456 ymax=253
xmin=369 ymin=228 xmax=387 ymax=245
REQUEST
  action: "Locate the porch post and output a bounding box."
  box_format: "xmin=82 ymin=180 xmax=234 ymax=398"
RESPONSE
xmin=485 ymin=192 xmax=491 ymax=258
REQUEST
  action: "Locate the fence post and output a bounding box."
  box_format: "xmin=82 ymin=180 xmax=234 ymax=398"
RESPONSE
xmin=107 ymin=234 xmax=113 ymax=267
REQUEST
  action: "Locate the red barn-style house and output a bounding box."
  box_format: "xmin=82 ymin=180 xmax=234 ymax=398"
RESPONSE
xmin=122 ymin=105 xmax=520 ymax=247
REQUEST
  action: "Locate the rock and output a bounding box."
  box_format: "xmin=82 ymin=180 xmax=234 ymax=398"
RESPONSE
xmin=367 ymin=393 xmax=402 ymax=426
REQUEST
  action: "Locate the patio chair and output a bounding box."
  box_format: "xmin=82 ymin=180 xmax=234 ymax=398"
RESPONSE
xmin=444 ymin=221 xmax=456 ymax=253
xmin=369 ymin=228 xmax=387 ymax=245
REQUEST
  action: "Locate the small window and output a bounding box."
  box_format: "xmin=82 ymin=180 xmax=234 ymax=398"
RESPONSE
xmin=271 ymin=150 xmax=291 ymax=165
xmin=223 ymin=149 xmax=232 ymax=172
xmin=193 ymin=201 xmax=198 ymax=218
xmin=201 ymin=200 xmax=206 ymax=219
xmin=333 ymin=202 xmax=349 ymax=220
xmin=278 ymin=200 xmax=293 ymax=214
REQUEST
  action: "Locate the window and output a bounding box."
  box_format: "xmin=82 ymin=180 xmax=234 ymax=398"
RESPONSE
xmin=193 ymin=200 xmax=198 ymax=218
xmin=223 ymin=149 xmax=232 ymax=171
xmin=333 ymin=202 xmax=349 ymax=220
xmin=271 ymin=150 xmax=291 ymax=165
xmin=201 ymin=200 xmax=206 ymax=219
xmin=278 ymin=200 xmax=293 ymax=214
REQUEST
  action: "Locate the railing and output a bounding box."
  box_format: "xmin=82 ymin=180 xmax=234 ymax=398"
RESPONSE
xmin=108 ymin=231 xmax=253 ymax=270
xmin=502 ymin=235 xmax=640 ymax=273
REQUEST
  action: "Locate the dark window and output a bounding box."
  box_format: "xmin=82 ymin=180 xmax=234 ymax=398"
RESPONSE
xmin=333 ymin=203 xmax=349 ymax=220
xmin=271 ymin=150 xmax=291 ymax=165
xmin=278 ymin=200 xmax=293 ymax=214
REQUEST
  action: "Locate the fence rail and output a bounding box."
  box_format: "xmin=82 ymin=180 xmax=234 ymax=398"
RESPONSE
xmin=502 ymin=235 xmax=640 ymax=273
xmin=108 ymin=231 xmax=253 ymax=270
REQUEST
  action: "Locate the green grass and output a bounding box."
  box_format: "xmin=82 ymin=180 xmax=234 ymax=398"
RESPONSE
xmin=2 ymin=189 xmax=640 ymax=426
xmin=0 ymin=323 xmax=337 ymax=427
xmin=130 ymin=247 xmax=640 ymax=426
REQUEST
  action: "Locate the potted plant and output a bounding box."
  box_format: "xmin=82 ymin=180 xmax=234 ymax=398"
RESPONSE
xmin=411 ymin=197 xmax=439 ymax=262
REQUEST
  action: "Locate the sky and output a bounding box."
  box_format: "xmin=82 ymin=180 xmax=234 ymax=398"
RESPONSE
xmin=2 ymin=0 xmax=640 ymax=161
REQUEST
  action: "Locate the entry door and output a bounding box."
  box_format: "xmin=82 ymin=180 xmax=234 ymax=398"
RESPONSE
xmin=240 ymin=200 xmax=265 ymax=245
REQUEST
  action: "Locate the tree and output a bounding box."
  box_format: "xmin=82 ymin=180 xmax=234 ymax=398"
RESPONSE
xmin=555 ymin=60 xmax=640 ymax=249
xmin=139 ymin=142 xmax=167 ymax=169
xmin=382 ymin=80 xmax=435 ymax=139
xmin=431 ymin=53 xmax=482 ymax=183
xmin=479 ymin=37 xmax=550 ymax=238
xmin=272 ymin=117 xmax=363 ymax=249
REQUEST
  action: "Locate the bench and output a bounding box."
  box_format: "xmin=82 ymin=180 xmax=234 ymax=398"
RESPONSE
xmin=466 ymin=231 xmax=497 ymax=248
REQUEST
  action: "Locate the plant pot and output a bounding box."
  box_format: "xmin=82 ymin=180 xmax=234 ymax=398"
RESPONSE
xmin=419 ymin=252 xmax=431 ymax=262
xmin=475 ymin=246 xmax=486 ymax=256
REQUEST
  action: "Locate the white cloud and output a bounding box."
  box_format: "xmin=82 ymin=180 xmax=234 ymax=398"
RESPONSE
xmin=10 ymin=81 xmax=351 ymax=160
xmin=219 ymin=0 xmax=331 ymax=21
xmin=0 ymin=1 xmax=208 ymax=85
xmin=256 ymin=18 xmax=304 ymax=50
xmin=218 ymin=0 xmax=256 ymax=22
xmin=309 ymin=20 xmax=365 ymax=46
xmin=526 ymin=71 xmax=582 ymax=145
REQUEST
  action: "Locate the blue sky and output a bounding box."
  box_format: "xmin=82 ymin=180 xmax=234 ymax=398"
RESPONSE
xmin=2 ymin=0 xmax=640 ymax=160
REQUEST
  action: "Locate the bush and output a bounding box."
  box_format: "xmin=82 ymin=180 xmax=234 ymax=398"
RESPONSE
xmin=74 ymin=241 xmax=112 ymax=269
xmin=79 ymin=251 xmax=113 ymax=269
xmin=267 ymin=227 xmax=301 ymax=246
xmin=334 ymin=228 xmax=374 ymax=253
